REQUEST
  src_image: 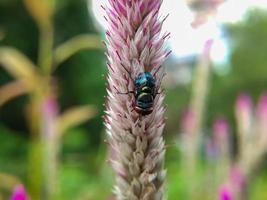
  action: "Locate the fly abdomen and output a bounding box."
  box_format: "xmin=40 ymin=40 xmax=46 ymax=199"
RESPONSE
xmin=136 ymin=93 xmax=154 ymax=109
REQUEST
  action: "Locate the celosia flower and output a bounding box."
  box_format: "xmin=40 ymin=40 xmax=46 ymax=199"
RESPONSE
xmin=186 ymin=0 xmax=226 ymax=28
xmin=219 ymin=166 xmax=246 ymax=200
xmin=219 ymin=185 xmax=233 ymax=200
xmin=10 ymin=185 xmax=29 ymax=200
xmin=256 ymin=92 xmax=267 ymax=145
xmin=213 ymin=117 xmax=230 ymax=156
xmin=203 ymin=38 xmax=214 ymax=57
xmin=213 ymin=117 xmax=228 ymax=138
xmin=235 ymin=93 xmax=252 ymax=117
xmin=235 ymin=93 xmax=252 ymax=145
xmin=103 ymin=0 xmax=169 ymax=199
xmin=204 ymin=136 xmax=217 ymax=161
xmin=229 ymin=166 xmax=246 ymax=189
xmin=257 ymin=93 xmax=267 ymax=118
xmin=205 ymin=118 xmax=229 ymax=162
xmin=181 ymin=108 xmax=196 ymax=136
xmin=187 ymin=0 xmax=225 ymax=13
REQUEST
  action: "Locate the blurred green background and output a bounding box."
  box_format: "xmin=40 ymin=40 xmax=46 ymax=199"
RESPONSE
xmin=1 ymin=0 xmax=267 ymax=199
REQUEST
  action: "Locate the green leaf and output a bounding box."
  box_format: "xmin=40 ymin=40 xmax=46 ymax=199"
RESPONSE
xmin=53 ymin=34 xmax=103 ymax=68
xmin=57 ymin=105 xmax=97 ymax=136
xmin=0 ymin=80 xmax=29 ymax=107
xmin=0 ymin=47 xmax=40 ymax=89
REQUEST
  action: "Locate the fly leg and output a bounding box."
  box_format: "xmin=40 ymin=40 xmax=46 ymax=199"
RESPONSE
xmin=116 ymin=91 xmax=134 ymax=95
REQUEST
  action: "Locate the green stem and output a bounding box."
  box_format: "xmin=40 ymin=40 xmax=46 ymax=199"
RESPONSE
xmin=27 ymin=94 xmax=43 ymax=200
xmin=28 ymin=21 xmax=57 ymax=200
xmin=28 ymin=138 xmax=43 ymax=200
xmin=38 ymin=24 xmax=54 ymax=76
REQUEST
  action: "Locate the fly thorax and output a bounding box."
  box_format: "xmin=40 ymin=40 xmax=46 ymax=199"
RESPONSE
xmin=141 ymin=86 xmax=152 ymax=94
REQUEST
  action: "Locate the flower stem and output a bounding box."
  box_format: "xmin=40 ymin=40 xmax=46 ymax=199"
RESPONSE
xmin=38 ymin=24 xmax=54 ymax=76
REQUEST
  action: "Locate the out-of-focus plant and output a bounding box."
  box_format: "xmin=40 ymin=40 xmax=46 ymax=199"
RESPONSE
xmin=212 ymin=117 xmax=231 ymax=179
xmin=219 ymin=165 xmax=246 ymax=200
xmin=171 ymin=7 xmax=267 ymax=200
xmin=0 ymin=0 xmax=102 ymax=199
xmin=180 ymin=107 xmax=196 ymax=169
xmin=220 ymin=93 xmax=267 ymax=200
xmin=185 ymin=0 xmax=226 ymax=28
xmin=235 ymin=93 xmax=253 ymax=160
xmin=177 ymin=0 xmax=228 ymax=198
xmin=178 ymin=92 xmax=267 ymax=199
xmin=178 ymin=39 xmax=214 ymax=199
xmin=205 ymin=117 xmax=232 ymax=199
xmin=188 ymin=38 xmax=213 ymax=164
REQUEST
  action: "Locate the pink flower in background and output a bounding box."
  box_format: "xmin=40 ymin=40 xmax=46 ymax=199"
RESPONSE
xmin=229 ymin=166 xmax=246 ymax=189
xmin=256 ymin=93 xmax=267 ymax=140
xmin=219 ymin=166 xmax=246 ymax=200
xmin=181 ymin=108 xmax=196 ymax=136
xmin=186 ymin=0 xmax=226 ymax=28
xmin=10 ymin=185 xmax=29 ymax=200
xmin=213 ymin=117 xmax=229 ymax=138
xmin=213 ymin=117 xmax=230 ymax=158
xmin=219 ymin=185 xmax=233 ymax=200
xmin=256 ymin=93 xmax=267 ymax=120
xmin=235 ymin=93 xmax=252 ymax=136
xmin=203 ymin=38 xmax=214 ymax=57
xmin=205 ymin=136 xmax=217 ymax=161
xmin=187 ymin=0 xmax=225 ymax=12
xmin=213 ymin=117 xmax=229 ymax=145
xmin=107 ymin=195 xmax=116 ymax=200
xmin=235 ymin=93 xmax=252 ymax=115
xmin=205 ymin=117 xmax=230 ymax=162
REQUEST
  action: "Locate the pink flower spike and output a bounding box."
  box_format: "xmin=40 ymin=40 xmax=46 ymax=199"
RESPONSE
xmin=219 ymin=185 xmax=233 ymax=200
xmin=235 ymin=93 xmax=253 ymax=134
xmin=230 ymin=166 xmax=246 ymax=189
xmin=203 ymin=38 xmax=214 ymax=57
xmin=187 ymin=0 xmax=226 ymax=27
xmin=257 ymin=93 xmax=267 ymax=120
xmin=212 ymin=117 xmax=230 ymax=160
xmin=235 ymin=93 xmax=252 ymax=114
xmin=10 ymin=185 xmax=29 ymax=200
xmin=204 ymin=136 xmax=217 ymax=160
xmin=104 ymin=0 xmax=169 ymax=199
xmin=213 ymin=117 xmax=229 ymax=139
xmin=256 ymin=93 xmax=267 ymax=141
xmin=181 ymin=108 xmax=196 ymax=136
